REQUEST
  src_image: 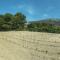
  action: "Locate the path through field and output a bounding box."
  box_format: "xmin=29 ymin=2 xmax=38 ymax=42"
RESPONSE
xmin=0 ymin=31 xmax=60 ymax=60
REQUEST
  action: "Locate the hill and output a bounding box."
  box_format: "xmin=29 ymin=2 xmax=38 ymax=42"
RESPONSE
xmin=29 ymin=18 xmax=60 ymax=26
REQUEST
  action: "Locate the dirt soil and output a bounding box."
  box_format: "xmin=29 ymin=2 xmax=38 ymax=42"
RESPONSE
xmin=0 ymin=31 xmax=60 ymax=60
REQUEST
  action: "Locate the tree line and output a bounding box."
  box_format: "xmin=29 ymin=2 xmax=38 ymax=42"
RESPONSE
xmin=0 ymin=12 xmax=26 ymax=31
xmin=0 ymin=12 xmax=60 ymax=33
xmin=27 ymin=19 xmax=60 ymax=33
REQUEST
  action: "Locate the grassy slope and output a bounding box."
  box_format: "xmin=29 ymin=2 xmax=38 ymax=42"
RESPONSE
xmin=0 ymin=31 xmax=60 ymax=60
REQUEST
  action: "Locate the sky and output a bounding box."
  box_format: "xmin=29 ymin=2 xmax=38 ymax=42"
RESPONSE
xmin=0 ymin=0 xmax=60 ymax=21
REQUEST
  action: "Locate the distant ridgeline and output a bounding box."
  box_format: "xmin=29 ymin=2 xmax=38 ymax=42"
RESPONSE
xmin=27 ymin=18 xmax=60 ymax=33
xmin=0 ymin=12 xmax=60 ymax=33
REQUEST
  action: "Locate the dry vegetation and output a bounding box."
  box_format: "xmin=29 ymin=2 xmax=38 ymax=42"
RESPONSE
xmin=0 ymin=31 xmax=60 ymax=60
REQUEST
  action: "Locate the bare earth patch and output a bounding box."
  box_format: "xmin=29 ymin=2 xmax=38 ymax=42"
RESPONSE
xmin=0 ymin=31 xmax=60 ymax=60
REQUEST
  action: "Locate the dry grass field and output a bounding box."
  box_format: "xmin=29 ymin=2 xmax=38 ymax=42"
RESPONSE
xmin=0 ymin=31 xmax=60 ymax=60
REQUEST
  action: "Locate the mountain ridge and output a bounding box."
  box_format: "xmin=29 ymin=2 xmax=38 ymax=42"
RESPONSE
xmin=29 ymin=18 xmax=60 ymax=26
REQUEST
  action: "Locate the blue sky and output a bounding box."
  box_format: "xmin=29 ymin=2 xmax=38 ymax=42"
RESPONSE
xmin=0 ymin=0 xmax=60 ymax=21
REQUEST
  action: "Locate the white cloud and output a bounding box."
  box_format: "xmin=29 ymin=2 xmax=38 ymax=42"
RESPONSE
xmin=26 ymin=7 xmax=34 ymax=15
xmin=12 ymin=4 xmax=34 ymax=15
xmin=16 ymin=4 xmax=34 ymax=15
xmin=40 ymin=14 xmax=49 ymax=19
xmin=16 ymin=4 xmax=25 ymax=9
xmin=43 ymin=14 xmax=48 ymax=17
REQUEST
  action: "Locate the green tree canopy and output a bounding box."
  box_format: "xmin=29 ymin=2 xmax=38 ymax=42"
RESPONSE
xmin=0 ymin=12 xmax=26 ymax=31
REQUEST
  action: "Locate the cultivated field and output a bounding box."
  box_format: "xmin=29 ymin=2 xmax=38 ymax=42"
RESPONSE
xmin=0 ymin=31 xmax=60 ymax=60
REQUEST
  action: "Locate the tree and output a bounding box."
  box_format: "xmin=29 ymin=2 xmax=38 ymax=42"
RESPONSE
xmin=4 ymin=13 xmax=13 ymax=22
xmin=13 ymin=12 xmax=26 ymax=30
xmin=0 ymin=12 xmax=27 ymax=31
xmin=0 ymin=17 xmax=5 ymax=30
